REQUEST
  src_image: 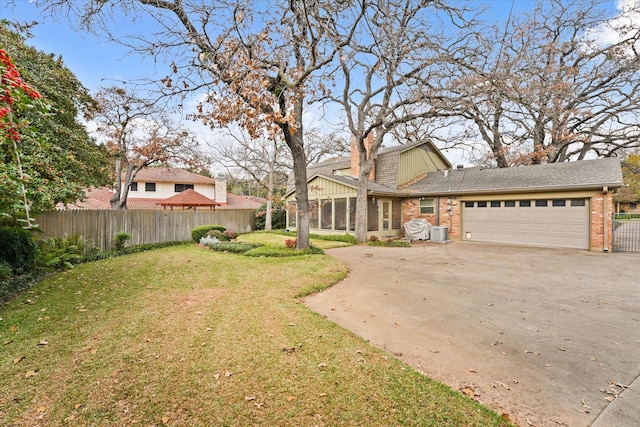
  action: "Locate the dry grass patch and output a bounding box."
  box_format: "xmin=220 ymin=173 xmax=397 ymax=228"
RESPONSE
xmin=0 ymin=245 xmax=511 ymax=426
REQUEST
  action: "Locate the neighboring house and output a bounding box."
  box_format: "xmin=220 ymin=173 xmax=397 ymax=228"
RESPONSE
xmin=617 ymin=200 xmax=640 ymax=214
xmin=285 ymin=136 xmax=623 ymax=251
xmin=61 ymin=167 xmax=264 ymax=211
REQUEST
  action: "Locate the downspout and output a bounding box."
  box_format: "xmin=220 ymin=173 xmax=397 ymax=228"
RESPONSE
xmin=435 ymin=196 xmax=440 ymax=226
xmin=603 ymin=187 xmax=609 ymax=252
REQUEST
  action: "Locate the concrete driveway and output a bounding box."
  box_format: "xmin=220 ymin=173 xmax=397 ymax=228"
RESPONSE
xmin=304 ymin=242 xmax=640 ymax=427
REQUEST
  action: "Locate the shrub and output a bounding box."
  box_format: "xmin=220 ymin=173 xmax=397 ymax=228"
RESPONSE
xmin=38 ymin=235 xmax=83 ymax=271
xmin=223 ymin=229 xmax=237 ymax=240
xmin=244 ymin=245 xmax=323 ymax=257
xmin=0 ymin=226 xmax=38 ymax=273
xmin=368 ymin=235 xmax=379 ymax=242
xmin=0 ymin=262 xmax=12 ymax=281
xmin=85 ymin=241 xmax=188 ymax=262
xmin=367 ymin=238 xmax=410 ymax=247
xmin=255 ymin=202 xmax=286 ymax=230
xmin=285 ymin=238 xmax=297 ymax=249
xmin=113 ymin=231 xmax=131 ymax=251
xmin=191 ymin=225 xmax=226 ymax=242
xmin=207 ymin=230 xmax=229 ymax=242
xmin=201 ymin=241 xmax=263 ymax=254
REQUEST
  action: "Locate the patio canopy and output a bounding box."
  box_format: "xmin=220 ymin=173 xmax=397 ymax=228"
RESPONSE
xmin=157 ymin=189 xmax=220 ymax=211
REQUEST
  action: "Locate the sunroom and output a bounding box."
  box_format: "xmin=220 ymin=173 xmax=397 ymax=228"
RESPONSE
xmin=285 ymin=174 xmax=405 ymax=237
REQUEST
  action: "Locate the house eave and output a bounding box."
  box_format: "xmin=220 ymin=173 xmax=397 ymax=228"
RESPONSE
xmin=406 ymin=181 xmax=624 ymax=197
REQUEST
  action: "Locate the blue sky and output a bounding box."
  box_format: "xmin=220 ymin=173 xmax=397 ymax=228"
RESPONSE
xmin=1 ymin=0 xmax=577 ymax=94
xmin=0 ymin=0 xmax=630 ymax=167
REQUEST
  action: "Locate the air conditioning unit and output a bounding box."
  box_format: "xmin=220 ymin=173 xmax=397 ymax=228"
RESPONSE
xmin=430 ymin=226 xmax=449 ymax=242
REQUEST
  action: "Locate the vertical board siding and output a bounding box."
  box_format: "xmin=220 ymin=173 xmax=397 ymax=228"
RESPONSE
xmin=36 ymin=210 xmax=256 ymax=251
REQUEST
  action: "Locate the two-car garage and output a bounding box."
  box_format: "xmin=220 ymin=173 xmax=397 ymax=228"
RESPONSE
xmin=462 ymin=197 xmax=590 ymax=250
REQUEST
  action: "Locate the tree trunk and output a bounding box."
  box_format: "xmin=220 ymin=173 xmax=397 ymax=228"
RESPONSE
xmin=281 ymin=115 xmax=310 ymax=249
xmin=354 ymin=150 xmax=374 ymax=243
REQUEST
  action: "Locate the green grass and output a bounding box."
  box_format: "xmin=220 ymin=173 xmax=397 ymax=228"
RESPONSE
xmin=0 ymin=245 xmax=512 ymax=426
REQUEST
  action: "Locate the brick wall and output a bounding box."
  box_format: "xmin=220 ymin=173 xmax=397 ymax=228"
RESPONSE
xmin=350 ymin=133 xmax=375 ymax=180
xmin=402 ymin=197 xmax=460 ymax=239
xmin=591 ymin=191 xmax=614 ymax=251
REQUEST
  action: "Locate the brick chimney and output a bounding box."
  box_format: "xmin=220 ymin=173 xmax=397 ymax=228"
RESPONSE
xmin=350 ymin=132 xmax=375 ymax=181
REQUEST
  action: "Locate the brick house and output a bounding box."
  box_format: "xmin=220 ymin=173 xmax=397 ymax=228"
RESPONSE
xmin=284 ymin=138 xmax=623 ymax=251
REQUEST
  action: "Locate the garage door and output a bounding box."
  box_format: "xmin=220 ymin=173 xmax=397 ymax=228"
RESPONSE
xmin=462 ymin=198 xmax=589 ymax=249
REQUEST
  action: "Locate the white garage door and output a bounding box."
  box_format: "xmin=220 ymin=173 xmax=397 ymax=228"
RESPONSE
xmin=462 ymin=198 xmax=589 ymax=249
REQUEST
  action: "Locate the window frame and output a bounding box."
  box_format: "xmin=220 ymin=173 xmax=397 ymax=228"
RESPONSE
xmin=145 ymin=182 xmax=156 ymax=192
xmin=419 ymin=198 xmax=435 ymax=214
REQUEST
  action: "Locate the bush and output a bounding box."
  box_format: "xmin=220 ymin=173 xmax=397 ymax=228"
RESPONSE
xmin=255 ymin=202 xmax=286 ymax=230
xmin=367 ymin=238 xmax=410 ymax=247
xmin=38 ymin=234 xmax=97 ymax=271
xmin=113 ymin=231 xmax=131 ymax=251
xmin=84 ymin=241 xmax=188 ymax=262
xmin=191 ymin=225 xmax=226 ymax=242
xmin=201 ymin=241 xmax=263 ymax=254
xmin=244 ymin=245 xmax=324 ymax=257
xmin=0 ymin=226 xmax=38 ymax=273
xmin=0 ymin=262 xmax=12 ymax=281
xmin=285 ymin=238 xmax=297 ymax=249
xmin=223 ymin=229 xmax=237 ymax=240
xmin=207 ymin=230 xmax=229 ymax=242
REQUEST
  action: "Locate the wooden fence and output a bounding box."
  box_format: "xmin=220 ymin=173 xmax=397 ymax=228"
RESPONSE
xmin=36 ymin=210 xmax=256 ymax=252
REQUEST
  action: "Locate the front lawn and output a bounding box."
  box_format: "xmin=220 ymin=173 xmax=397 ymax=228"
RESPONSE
xmin=0 ymin=245 xmax=510 ymax=426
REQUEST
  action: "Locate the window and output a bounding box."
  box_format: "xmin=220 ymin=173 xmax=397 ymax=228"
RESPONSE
xmin=504 ymin=200 xmax=516 ymax=207
xmin=309 ymin=201 xmax=319 ymax=228
xmin=175 ymin=183 xmax=194 ymax=192
xmin=464 ymin=201 xmax=474 ymax=208
xmin=519 ymin=200 xmax=531 ymax=207
xmin=334 ymin=198 xmax=347 ymax=231
xmin=129 ymin=182 xmax=138 ymax=192
xmin=392 ymin=200 xmax=402 ymax=229
xmin=535 ymin=200 xmax=548 ymax=207
xmin=288 ymin=202 xmax=297 ymax=227
xmin=419 ymin=198 xmax=434 ymax=214
xmin=477 ymin=201 xmax=487 ymax=208
xmin=145 ymin=182 xmax=156 ymax=192
xmin=348 ymin=198 xmax=356 ymax=231
xmin=490 ymin=201 xmax=500 ymax=207
xmin=552 ymin=199 xmax=566 ymax=207
xmin=571 ymin=199 xmax=586 ymax=207
xmin=321 ymin=199 xmax=332 ymax=230
xmin=367 ymin=198 xmax=379 ymax=231
xmin=631 ymin=202 xmax=637 ymax=209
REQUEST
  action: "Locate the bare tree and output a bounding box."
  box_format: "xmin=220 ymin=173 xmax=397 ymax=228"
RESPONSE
xmin=325 ymin=0 xmax=474 ymax=242
xmin=212 ymin=128 xmax=289 ymax=230
xmin=451 ymin=0 xmax=640 ymax=166
xmin=36 ymin=0 xmax=365 ymax=249
xmin=94 ymin=86 xmax=204 ymax=209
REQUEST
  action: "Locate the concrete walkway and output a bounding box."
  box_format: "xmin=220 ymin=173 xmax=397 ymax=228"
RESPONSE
xmin=304 ymin=242 xmax=640 ymax=427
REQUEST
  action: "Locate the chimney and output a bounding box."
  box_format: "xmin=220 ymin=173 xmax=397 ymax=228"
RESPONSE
xmin=350 ymin=132 xmax=375 ymax=181
xmin=215 ymin=175 xmax=227 ymax=204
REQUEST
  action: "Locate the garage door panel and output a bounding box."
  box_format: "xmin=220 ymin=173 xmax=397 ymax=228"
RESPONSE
xmin=463 ymin=198 xmax=589 ymax=249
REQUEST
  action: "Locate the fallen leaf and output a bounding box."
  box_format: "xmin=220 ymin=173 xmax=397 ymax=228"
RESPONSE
xmin=355 ymin=349 xmax=364 ymax=354
xmin=317 ymin=363 xmax=328 ymax=368
xmin=205 ymin=327 xmax=212 ymax=332
xmin=286 ymin=395 xmax=296 ymax=402
xmin=318 ymin=393 xmax=328 ymax=397
xmin=25 ymin=370 xmax=38 ymax=378
xmin=245 ymin=396 xmax=256 ymax=401
xmin=13 ymin=356 xmax=24 ymax=364
xmin=356 ymin=357 xmax=365 ymax=363
xmin=3 ymin=340 xmax=13 ymax=345
xmin=225 ymin=370 xmax=232 ymax=378
xmin=195 ymin=311 xmax=203 ymax=316
xmin=38 ymin=340 xmax=48 ymax=346
xmin=605 ymin=396 xmax=615 ymax=402
xmin=74 ymin=403 xmax=82 ymax=409
xmin=213 ymin=373 xmax=221 ymax=380
xmin=468 ymin=368 xmax=477 ymax=373
xmin=460 ymin=386 xmax=475 ymax=398
xmin=162 ymin=415 xmax=170 ymax=424
xmin=36 ymin=406 xmax=46 ymax=413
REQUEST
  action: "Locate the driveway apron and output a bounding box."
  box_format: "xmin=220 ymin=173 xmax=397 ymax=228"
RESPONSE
xmin=304 ymin=242 xmax=640 ymax=427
